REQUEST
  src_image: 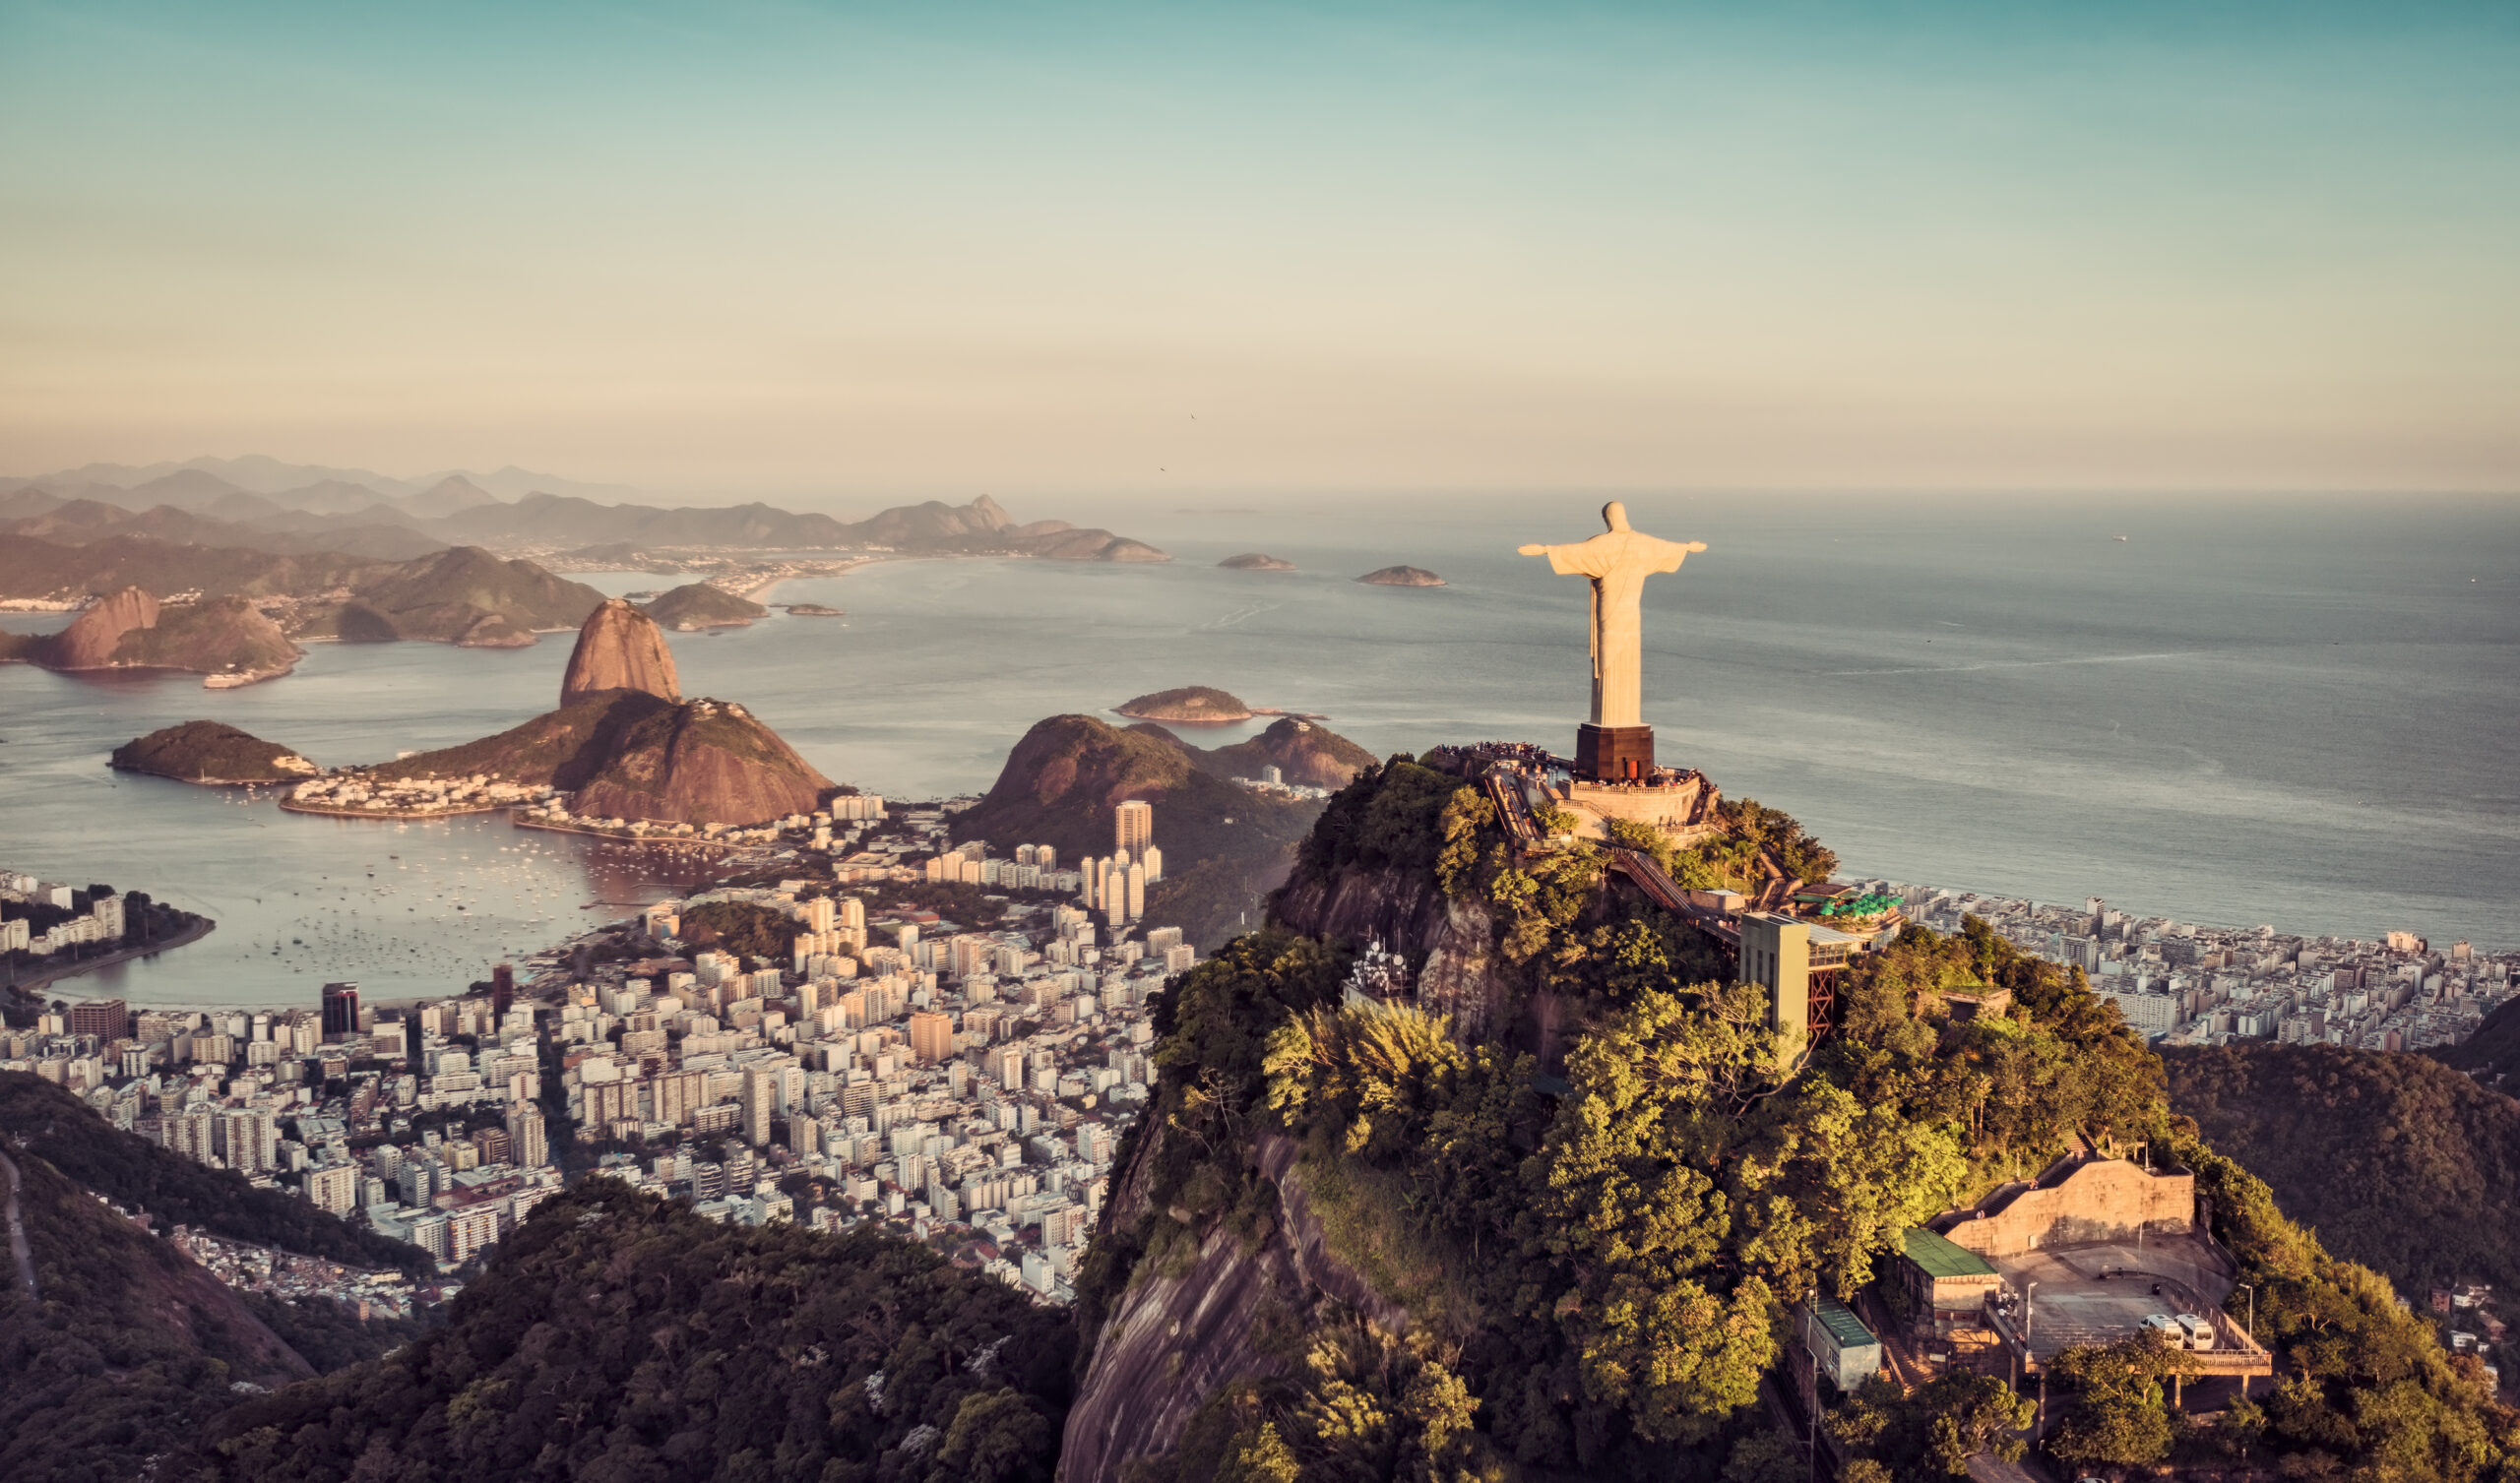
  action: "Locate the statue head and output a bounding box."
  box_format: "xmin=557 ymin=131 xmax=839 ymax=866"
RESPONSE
xmin=1603 ymin=500 xmax=1631 ymax=532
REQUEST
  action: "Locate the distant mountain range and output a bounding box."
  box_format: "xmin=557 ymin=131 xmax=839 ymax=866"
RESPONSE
xmin=0 ymin=540 xmax=607 ymax=651
xmin=0 ymin=455 xmax=639 ymax=504
xmin=0 ymin=457 xmax=1166 ymax=566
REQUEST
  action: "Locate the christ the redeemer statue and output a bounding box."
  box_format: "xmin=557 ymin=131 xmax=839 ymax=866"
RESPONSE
xmin=1519 ymin=501 xmax=1705 ymax=780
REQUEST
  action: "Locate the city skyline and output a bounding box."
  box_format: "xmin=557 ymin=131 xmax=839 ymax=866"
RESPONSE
xmin=5 ymin=1 xmax=2516 ymax=497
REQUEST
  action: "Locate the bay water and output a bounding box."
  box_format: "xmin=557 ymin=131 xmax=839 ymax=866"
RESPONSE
xmin=2 ymin=492 xmax=2512 ymax=1007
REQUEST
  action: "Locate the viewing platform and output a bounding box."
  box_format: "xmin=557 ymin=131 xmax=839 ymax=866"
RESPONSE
xmin=1928 ymin=1143 xmax=2274 ymax=1388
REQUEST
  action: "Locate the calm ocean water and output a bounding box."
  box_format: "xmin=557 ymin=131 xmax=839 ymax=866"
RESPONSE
xmin=3 ymin=493 xmax=2514 ymax=1007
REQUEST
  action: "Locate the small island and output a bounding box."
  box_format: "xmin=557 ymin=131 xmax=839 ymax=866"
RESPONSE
xmin=783 ymin=603 xmax=845 ymax=617
xmin=641 ymin=582 xmax=769 ymax=631
xmin=1114 ymin=685 xmax=1254 ymax=724
xmin=110 ymin=720 xmax=318 ymax=784
xmin=1356 ymin=565 xmax=1445 ymax=587
xmin=1218 ymin=553 xmax=1296 ymax=572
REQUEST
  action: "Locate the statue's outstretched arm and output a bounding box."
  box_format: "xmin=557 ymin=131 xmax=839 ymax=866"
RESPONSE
xmin=1517 ymin=543 xmax=1550 ymax=556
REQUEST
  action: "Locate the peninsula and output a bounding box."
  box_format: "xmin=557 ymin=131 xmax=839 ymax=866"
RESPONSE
xmin=292 ymin=597 xmax=834 ymax=831
xmin=0 ymin=587 xmax=302 ymax=686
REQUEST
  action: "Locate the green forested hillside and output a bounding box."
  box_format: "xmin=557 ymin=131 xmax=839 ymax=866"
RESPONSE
xmin=199 ymin=1180 xmax=1074 ymax=1483
xmin=9 ymin=757 xmax=2517 ymax=1483
xmin=2438 ymin=996 xmax=2520 ymax=1093
xmin=240 ymin=1292 xmax=430 ymax=1374
xmin=1084 ymin=759 xmax=2518 ymax=1483
xmin=2165 ymin=1041 xmax=2520 ymax=1295
xmin=0 ymin=1142 xmax=313 ymax=1483
xmin=1090 ymin=766 xmax=2168 ymax=1480
xmin=0 ymin=1074 xmax=429 ymax=1278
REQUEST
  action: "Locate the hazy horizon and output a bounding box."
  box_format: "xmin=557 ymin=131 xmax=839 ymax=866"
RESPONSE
xmin=11 ymin=450 xmax=2518 ymax=518
xmin=5 ymin=2 xmax=2516 ymax=499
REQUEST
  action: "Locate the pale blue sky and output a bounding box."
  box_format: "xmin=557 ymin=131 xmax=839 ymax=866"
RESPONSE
xmin=3 ymin=1 xmax=2514 ymax=498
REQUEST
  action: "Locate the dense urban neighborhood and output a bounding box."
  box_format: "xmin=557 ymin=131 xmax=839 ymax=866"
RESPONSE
xmin=3 ymin=793 xmax=1192 ymax=1312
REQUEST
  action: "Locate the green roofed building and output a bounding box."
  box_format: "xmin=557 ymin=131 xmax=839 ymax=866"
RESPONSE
xmin=1897 ymin=1225 xmax=2003 ymax=1336
xmin=1794 ymin=1294 xmax=1883 ymax=1390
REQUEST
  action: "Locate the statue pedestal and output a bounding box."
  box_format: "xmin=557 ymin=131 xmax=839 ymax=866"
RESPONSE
xmin=1575 ymin=722 xmax=1656 ymax=781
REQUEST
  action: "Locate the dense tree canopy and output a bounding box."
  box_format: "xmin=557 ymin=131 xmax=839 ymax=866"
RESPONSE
xmin=2167 ymin=1041 xmax=2520 ymax=1296
xmin=0 ymin=1143 xmax=315 ymax=1483
xmin=0 ymin=1072 xmax=429 ymax=1278
xmin=199 ymin=1180 xmax=1075 ymax=1483
xmin=675 ymin=899 xmax=802 ymax=964
xmin=1090 ymin=757 xmax=2517 ymax=1482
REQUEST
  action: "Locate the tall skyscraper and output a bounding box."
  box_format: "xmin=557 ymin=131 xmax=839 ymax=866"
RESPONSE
xmin=321 ymin=982 xmax=360 ymax=1041
xmin=506 ymin=1104 xmax=548 ymax=1169
xmin=1126 ymin=861 xmax=1146 ymax=922
xmin=909 ymin=1010 xmax=955 ymax=1065
xmin=218 ymin=1107 xmax=277 ymax=1176
xmin=1115 ymin=798 xmax=1153 ymax=855
xmin=742 ymin=1065 xmax=780 ymax=1146
xmin=1141 ymin=844 xmax=1163 ymax=884
xmin=491 ymin=962 xmax=516 ymax=1020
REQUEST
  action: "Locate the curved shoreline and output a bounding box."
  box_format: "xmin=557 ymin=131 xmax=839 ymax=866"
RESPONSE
xmin=110 ymin=768 xmax=308 ymax=787
xmin=202 ymin=662 xmax=297 ymax=689
xmin=277 ymin=799 xmax=504 ymax=820
xmin=2 ymin=914 xmax=216 ymax=998
xmin=514 ymin=817 xmax=743 ymax=850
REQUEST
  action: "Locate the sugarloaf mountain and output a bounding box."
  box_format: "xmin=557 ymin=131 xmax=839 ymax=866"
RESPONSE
xmin=562 ymin=595 xmax=682 ymax=703
xmin=364 ymin=597 xmax=832 ymax=826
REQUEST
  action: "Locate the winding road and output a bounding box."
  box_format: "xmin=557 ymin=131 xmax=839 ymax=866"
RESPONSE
xmin=0 ymin=1145 xmax=36 ymax=1302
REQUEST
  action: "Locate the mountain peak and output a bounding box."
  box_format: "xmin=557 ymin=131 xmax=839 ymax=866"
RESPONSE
xmin=560 ymin=597 xmax=680 ymax=706
xmin=399 ymin=474 xmax=499 ymax=518
xmin=48 ymin=586 xmax=159 ymax=668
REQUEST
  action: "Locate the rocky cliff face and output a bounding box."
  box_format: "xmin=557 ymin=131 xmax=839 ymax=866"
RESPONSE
xmin=1272 ymin=863 xmax=1507 ymax=1040
xmin=560 ymin=597 xmax=681 ymax=704
xmin=1058 ymin=852 xmax=1525 ymax=1483
xmin=46 ymin=585 xmax=160 ymax=668
xmin=1060 ymin=1133 xmax=1408 ymax=1483
xmin=569 ymin=698 xmax=833 ymax=826
xmin=28 ymin=587 xmax=302 ymax=679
